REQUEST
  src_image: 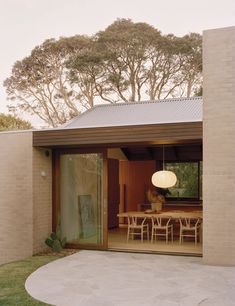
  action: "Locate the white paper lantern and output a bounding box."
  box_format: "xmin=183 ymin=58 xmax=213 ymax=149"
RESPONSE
xmin=151 ymin=170 xmax=177 ymax=188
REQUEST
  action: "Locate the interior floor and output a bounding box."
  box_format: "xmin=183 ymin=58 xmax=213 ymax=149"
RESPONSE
xmin=108 ymin=227 xmax=202 ymax=255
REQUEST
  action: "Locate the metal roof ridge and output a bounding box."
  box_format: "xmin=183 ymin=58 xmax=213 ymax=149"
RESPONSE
xmin=92 ymin=96 xmax=202 ymax=109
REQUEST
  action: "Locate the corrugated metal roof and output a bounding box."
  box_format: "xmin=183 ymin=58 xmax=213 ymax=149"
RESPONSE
xmin=64 ymin=97 xmax=202 ymax=129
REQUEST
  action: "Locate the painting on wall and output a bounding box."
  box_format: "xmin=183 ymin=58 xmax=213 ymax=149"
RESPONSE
xmin=78 ymin=194 xmax=96 ymax=238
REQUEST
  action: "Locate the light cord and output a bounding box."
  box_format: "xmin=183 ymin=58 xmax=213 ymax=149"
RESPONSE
xmin=163 ymin=145 xmax=165 ymax=170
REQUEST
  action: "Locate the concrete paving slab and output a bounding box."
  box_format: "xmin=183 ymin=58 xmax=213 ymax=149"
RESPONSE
xmin=25 ymin=250 xmax=235 ymax=306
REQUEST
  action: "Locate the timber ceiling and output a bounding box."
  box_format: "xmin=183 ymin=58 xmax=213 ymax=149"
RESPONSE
xmin=121 ymin=143 xmax=202 ymax=161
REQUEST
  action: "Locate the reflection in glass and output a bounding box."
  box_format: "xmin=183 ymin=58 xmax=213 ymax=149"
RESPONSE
xmin=60 ymin=153 xmax=103 ymax=245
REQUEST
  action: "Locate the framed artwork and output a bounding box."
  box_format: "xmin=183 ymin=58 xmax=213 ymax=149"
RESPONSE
xmin=78 ymin=194 xmax=96 ymax=238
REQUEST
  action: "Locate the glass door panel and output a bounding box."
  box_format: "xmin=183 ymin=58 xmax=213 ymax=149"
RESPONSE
xmin=60 ymin=153 xmax=104 ymax=247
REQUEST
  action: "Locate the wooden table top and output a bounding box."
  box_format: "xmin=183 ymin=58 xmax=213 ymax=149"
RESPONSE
xmin=117 ymin=210 xmax=203 ymax=219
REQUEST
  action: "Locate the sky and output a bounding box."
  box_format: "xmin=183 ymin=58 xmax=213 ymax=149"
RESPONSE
xmin=0 ymin=0 xmax=234 ymax=122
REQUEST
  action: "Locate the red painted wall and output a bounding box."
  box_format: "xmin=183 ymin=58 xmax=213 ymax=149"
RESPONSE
xmin=119 ymin=160 xmax=156 ymax=212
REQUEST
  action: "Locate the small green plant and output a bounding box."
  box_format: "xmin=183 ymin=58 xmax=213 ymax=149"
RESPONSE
xmin=45 ymin=226 xmax=66 ymax=253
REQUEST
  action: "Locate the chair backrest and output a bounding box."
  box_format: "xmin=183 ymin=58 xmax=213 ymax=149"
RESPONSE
xmin=179 ymin=217 xmax=201 ymax=228
xmin=127 ymin=216 xmax=146 ymax=226
xmin=151 ymin=216 xmax=171 ymax=227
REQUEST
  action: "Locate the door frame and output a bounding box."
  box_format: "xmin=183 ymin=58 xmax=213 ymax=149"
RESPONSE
xmin=52 ymin=147 xmax=108 ymax=250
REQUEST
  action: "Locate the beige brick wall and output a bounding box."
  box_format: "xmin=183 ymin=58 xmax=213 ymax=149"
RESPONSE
xmin=0 ymin=131 xmax=33 ymax=265
xmin=0 ymin=132 xmax=52 ymax=265
xmin=32 ymin=148 xmax=52 ymax=254
xmin=203 ymin=26 xmax=235 ymax=265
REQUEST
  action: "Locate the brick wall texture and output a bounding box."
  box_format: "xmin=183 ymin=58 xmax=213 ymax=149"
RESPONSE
xmin=33 ymin=147 xmax=52 ymax=254
xmin=0 ymin=132 xmax=33 ymax=264
xmin=0 ymin=131 xmax=52 ymax=265
xmin=203 ymin=26 xmax=235 ymax=265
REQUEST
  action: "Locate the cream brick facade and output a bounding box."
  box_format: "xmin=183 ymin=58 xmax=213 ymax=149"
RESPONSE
xmin=0 ymin=131 xmax=52 ymax=265
xmin=203 ymin=26 xmax=235 ymax=265
xmin=0 ymin=132 xmax=33 ymax=265
xmin=33 ymin=147 xmax=52 ymax=254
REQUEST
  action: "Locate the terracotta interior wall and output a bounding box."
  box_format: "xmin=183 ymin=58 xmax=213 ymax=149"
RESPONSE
xmin=119 ymin=160 xmax=156 ymax=212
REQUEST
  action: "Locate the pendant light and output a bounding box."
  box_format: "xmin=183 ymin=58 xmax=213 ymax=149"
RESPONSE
xmin=151 ymin=145 xmax=177 ymax=188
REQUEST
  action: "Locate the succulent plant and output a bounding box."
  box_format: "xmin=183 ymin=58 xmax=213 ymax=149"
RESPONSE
xmin=45 ymin=238 xmax=53 ymax=248
xmin=50 ymin=232 xmax=57 ymax=240
xmin=45 ymin=226 xmax=66 ymax=253
xmin=52 ymin=239 xmax=62 ymax=253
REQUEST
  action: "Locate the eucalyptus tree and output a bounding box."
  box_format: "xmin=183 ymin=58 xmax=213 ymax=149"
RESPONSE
xmin=145 ymin=34 xmax=184 ymax=100
xmin=70 ymin=19 xmax=202 ymax=102
xmin=67 ymin=38 xmax=106 ymax=107
xmin=68 ymin=19 xmax=160 ymax=103
xmin=177 ymin=33 xmax=202 ymax=97
xmin=145 ymin=32 xmax=202 ymax=100
xmin=4 ymin=19 xmax=202 ymax=127
xmin=4 ymin=36 xmax=91 ymax=127
xmin=96 ymin=19 xmax=161 ymax=102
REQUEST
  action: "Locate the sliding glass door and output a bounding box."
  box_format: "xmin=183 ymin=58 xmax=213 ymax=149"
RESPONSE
xmin=57 ymin=150 xmax=107 ymax=249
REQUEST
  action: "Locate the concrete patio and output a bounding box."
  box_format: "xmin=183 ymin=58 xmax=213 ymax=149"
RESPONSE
xmin=26 ymin=250 xmax=235 ymax=306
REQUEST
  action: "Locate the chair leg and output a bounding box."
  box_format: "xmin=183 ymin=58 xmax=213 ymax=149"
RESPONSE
xmin=171 ymin=227 xmax=173 ymax=242
xmin=195 ymin=229 xmax=197 ymax=245
xmin=166 ymin=229 xmax=168 ymax=243
xmin=151 ymin=228 xmax=154 ymax=243
xmin=147 ymin=226 xmax=149 ymax=241
xmin=199 ymin=224 xmax=202 ymax=243
xmin=141 ymin=229 xmax=143 ymax=243
xmin=127 ymin=227 xmax=130 ymax=242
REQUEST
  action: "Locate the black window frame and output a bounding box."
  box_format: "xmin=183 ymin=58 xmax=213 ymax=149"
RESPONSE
xmin=164 ymin=160 xmax=203 ymax=202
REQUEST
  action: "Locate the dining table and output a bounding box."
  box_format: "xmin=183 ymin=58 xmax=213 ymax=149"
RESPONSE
xmin=117 ymin=210 xmax=203 ymax=220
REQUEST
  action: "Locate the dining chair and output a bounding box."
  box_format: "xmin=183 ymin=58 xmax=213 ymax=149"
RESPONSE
xmin=127 ymin=216 xmax=149 ymax=243
xmin=179 ymin=217 xmax=202 ymax=244
xmin=151 ymin=216 xmax=173 ymax=243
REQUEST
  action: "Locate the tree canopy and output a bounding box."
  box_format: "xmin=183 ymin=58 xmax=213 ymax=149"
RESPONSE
xmin=4 ymin=19 xmax=202 ymax=127
xmin=0 ymin=113 xmax=32 ymax=131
